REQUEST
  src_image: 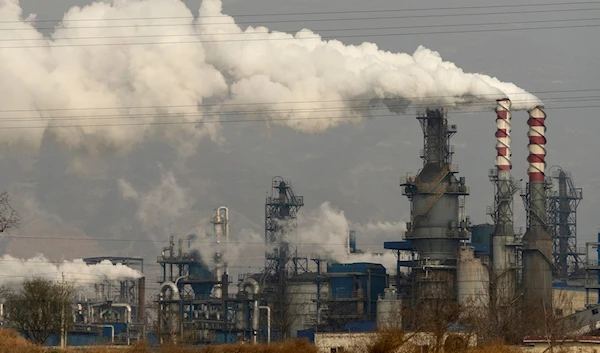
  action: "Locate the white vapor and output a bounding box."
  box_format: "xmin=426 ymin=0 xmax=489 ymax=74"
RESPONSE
xmin=118 ymin=170 xmax=192 ymax=230
xmin=0 ymin=0 xmax=541 ymax=153
xmin=0 ymin=254 xmax=142 ymax=288
xmin=296 ymin=202 xmax=402 ymax=273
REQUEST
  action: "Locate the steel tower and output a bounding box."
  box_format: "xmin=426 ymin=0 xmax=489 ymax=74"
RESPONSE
xmin=264 ymin=177 xmax=304 ymax=278
xmin=547 ymin=167 xmax=583 ymax=279
xmin=263 ymin=177 xmax=303 ymax=339
xmin=401 ymin=109 xmax=470 ymax=301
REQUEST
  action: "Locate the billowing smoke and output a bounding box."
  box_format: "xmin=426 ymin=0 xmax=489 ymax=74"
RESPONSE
xmin=296 ymin=202 xmax=402 ymax=273
xmin=118 ymin=170 xmax=192 ymax=231
xmin=0 ymin=254 xmax=142 ymax=288
xmin=0 ymin=0 xmax=540 ymax=154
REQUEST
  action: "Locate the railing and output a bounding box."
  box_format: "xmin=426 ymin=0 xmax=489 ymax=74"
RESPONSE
xmin=415 ymin=185 xmax=447 ymax=218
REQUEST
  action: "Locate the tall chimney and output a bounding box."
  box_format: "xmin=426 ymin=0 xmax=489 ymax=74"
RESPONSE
xmin=491 ymin=98 xmax=517 ymax=304
xmin=138 ymin=277 xmax=146 ymax=323
xmin=522 ymin=106 xmax=553 ymax=316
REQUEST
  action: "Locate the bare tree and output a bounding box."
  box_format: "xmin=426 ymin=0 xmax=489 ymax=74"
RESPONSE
xmin=0 ymin=192 xmax=20 ymax=233
xmin=4 ymin=278 xmax=73 ymax=344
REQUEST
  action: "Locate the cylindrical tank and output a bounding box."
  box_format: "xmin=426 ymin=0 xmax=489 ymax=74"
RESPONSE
xmin=457 ymin=246 xmax=489 ymax=308
xmin=377 ymin=288 xmax=402 ymax=329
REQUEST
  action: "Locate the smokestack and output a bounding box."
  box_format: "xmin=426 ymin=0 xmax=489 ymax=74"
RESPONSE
xmin=527 ymin=107 xmax=547 ymax=183
xmin=138 ymin=277 xmax=146 ymax=324
xmin=495 ymin=98 xmax=512 ymax=177
xmin=522 ymin=105 xmax=553 ymax=319
xmin=491 ymin=99 xmax=517 ymax=304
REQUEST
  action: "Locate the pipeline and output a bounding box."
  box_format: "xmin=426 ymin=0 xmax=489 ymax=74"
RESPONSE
xmin=239 ymin=278 xmax=260 ymax=343
xmin=160 ymin=282 xmax=181 ymax=301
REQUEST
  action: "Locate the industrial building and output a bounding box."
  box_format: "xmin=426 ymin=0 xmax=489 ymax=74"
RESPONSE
xmin=9 ymin=100 xmax=600 ymax=348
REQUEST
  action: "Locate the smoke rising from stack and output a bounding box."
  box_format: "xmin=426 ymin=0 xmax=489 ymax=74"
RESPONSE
xmin=0 ymin=254 xmax=142 ymax=287
xmin=0 ymin=0 xmax=541 ymax=154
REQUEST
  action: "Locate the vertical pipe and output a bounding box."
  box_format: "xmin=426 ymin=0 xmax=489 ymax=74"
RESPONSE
xmin=138 ymin=277 xmax=146 ymax=324
xmin=558 ymin=171 xmax=569 ymax=278
xmin=260 ymin=306 xmax=271 ymax=344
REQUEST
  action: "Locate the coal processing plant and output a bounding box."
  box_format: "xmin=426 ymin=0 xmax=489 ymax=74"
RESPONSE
xmin=12 ymin=102 xmax=600 ymax=347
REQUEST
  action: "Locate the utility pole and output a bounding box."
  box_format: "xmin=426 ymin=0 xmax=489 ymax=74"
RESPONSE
xmin=60 ymin=273 xmax=67 ymax=350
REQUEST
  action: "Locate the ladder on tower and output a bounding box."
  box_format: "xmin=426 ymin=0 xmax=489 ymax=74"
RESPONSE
xmin=428 ymin=165 xmax=450 ymax=192
xmin=415 ymin=184 xmax=447 ymax=218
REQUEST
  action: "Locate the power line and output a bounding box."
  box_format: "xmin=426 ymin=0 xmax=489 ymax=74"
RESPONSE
xmin=1 ymin=22 xmax=598 ymax=49
xmin=2 ymin=7 xmax=598 ymax=32
xmin=5 ymin=1 xmax=597 ymax=23
xmin=0 ymin=88 xmax=597 ymax=114
xmin=0 ymin=97 xmax=596 ymax=128
xmin=0 ymin=95 xmax=597 ymax=123
xmin=0 ymin=103 xmax=595 ymax=130
xmin=4 ymin=16 xmax=600 ymax=42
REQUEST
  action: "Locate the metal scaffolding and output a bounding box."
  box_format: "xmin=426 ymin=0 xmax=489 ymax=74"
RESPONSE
xmin=547 ymin=167 xmax=583 ymax=279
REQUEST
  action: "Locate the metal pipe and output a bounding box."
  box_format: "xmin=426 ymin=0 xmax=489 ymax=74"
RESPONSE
xmin=239 ymin=278 xmax=260 ymax=343
xmin=259 ymin=305 xmax=271 ymax=344
xmin=111 ymin=303 xmax=132 ymax=324
xmin=160 ymin=282 xmax=181 ymax=301
xmin=90 ymin=324 xmax=115 ymax=343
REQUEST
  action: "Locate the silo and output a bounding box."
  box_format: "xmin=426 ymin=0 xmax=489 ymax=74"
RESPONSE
xmin=457 ymin=246 xmax=489 ymax=308
xmin=377 ymin=288 xmax=402 ymax=329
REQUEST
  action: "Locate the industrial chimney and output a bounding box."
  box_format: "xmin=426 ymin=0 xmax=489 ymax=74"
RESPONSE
xmin=490 ymin=99 xmax=518 ymax=305
xmin=522 ymin=106 xmax=553 ymax=312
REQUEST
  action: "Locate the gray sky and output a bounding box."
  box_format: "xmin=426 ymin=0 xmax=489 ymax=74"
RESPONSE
xmin=2 ymin=0 xmax=599 ymax=280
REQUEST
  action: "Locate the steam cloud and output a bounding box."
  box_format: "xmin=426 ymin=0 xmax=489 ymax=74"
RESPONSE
xmin=296 ymin=202 xmax=402 ymax=273
xmin=181 ymin=203 xmax=402 ymax=274
xmin=0 ymin=254 xmax=142 ymax=288
xmin=0 ymin=0 xmax=541 ymax=154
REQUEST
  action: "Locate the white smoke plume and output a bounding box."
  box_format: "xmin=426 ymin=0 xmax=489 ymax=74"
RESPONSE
xmin=0 ymin=254 xmax=142 ymax=288
xmin=0 ymin=0 xmax=541 ymax=153
xmin=118 ymin=170 xmax=192 ymax=230
xmin=296 ymin=202 xmax=401 ymax=273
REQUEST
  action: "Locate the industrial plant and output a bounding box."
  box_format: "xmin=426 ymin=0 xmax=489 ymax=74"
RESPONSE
xmin=3 ymin=102 xmax=600 ymax=349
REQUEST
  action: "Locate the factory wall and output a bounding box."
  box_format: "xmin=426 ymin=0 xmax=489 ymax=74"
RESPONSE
xmin=553 ymin=287 xmax=598 ymax=316
xmin=313 ymin=332 xmax=477 ymax=353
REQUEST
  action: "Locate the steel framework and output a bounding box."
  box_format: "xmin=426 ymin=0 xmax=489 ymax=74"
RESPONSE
xmin=264 ymin=177 xmax=304 ymax=279
xmin=547 ymin=167 xmax=583 ymax=279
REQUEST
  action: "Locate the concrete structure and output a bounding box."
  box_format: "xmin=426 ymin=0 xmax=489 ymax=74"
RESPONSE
xmin=522 ymin=106 xmax=553 ymax=311
xmin=457 ymin=246 xmax=489 ymax=308
xmin=401 ymin=109 xmax=470 ymax=302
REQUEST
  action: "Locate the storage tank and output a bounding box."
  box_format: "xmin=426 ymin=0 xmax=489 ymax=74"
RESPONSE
xmin=377 ymin=288 xmax=402 ymax=329
xmin=457 ymin=246 xmax=489 ymax=308
xmin=471 ymin=224 xmax=493 ymax=249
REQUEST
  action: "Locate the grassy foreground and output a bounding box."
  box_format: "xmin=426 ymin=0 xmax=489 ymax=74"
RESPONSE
xmin=0 ymin=329 xmax=521 ymax=353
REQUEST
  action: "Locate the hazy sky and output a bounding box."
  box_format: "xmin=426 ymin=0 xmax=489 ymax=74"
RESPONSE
xmin=2 ymin=0 xmax=599 ymax=282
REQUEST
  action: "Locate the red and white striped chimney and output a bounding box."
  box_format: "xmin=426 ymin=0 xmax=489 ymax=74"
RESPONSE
xmin=495 ymin=99 xmax=512 ymax=179
xmin=527 ymin=106 xmax=547 ymax=183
